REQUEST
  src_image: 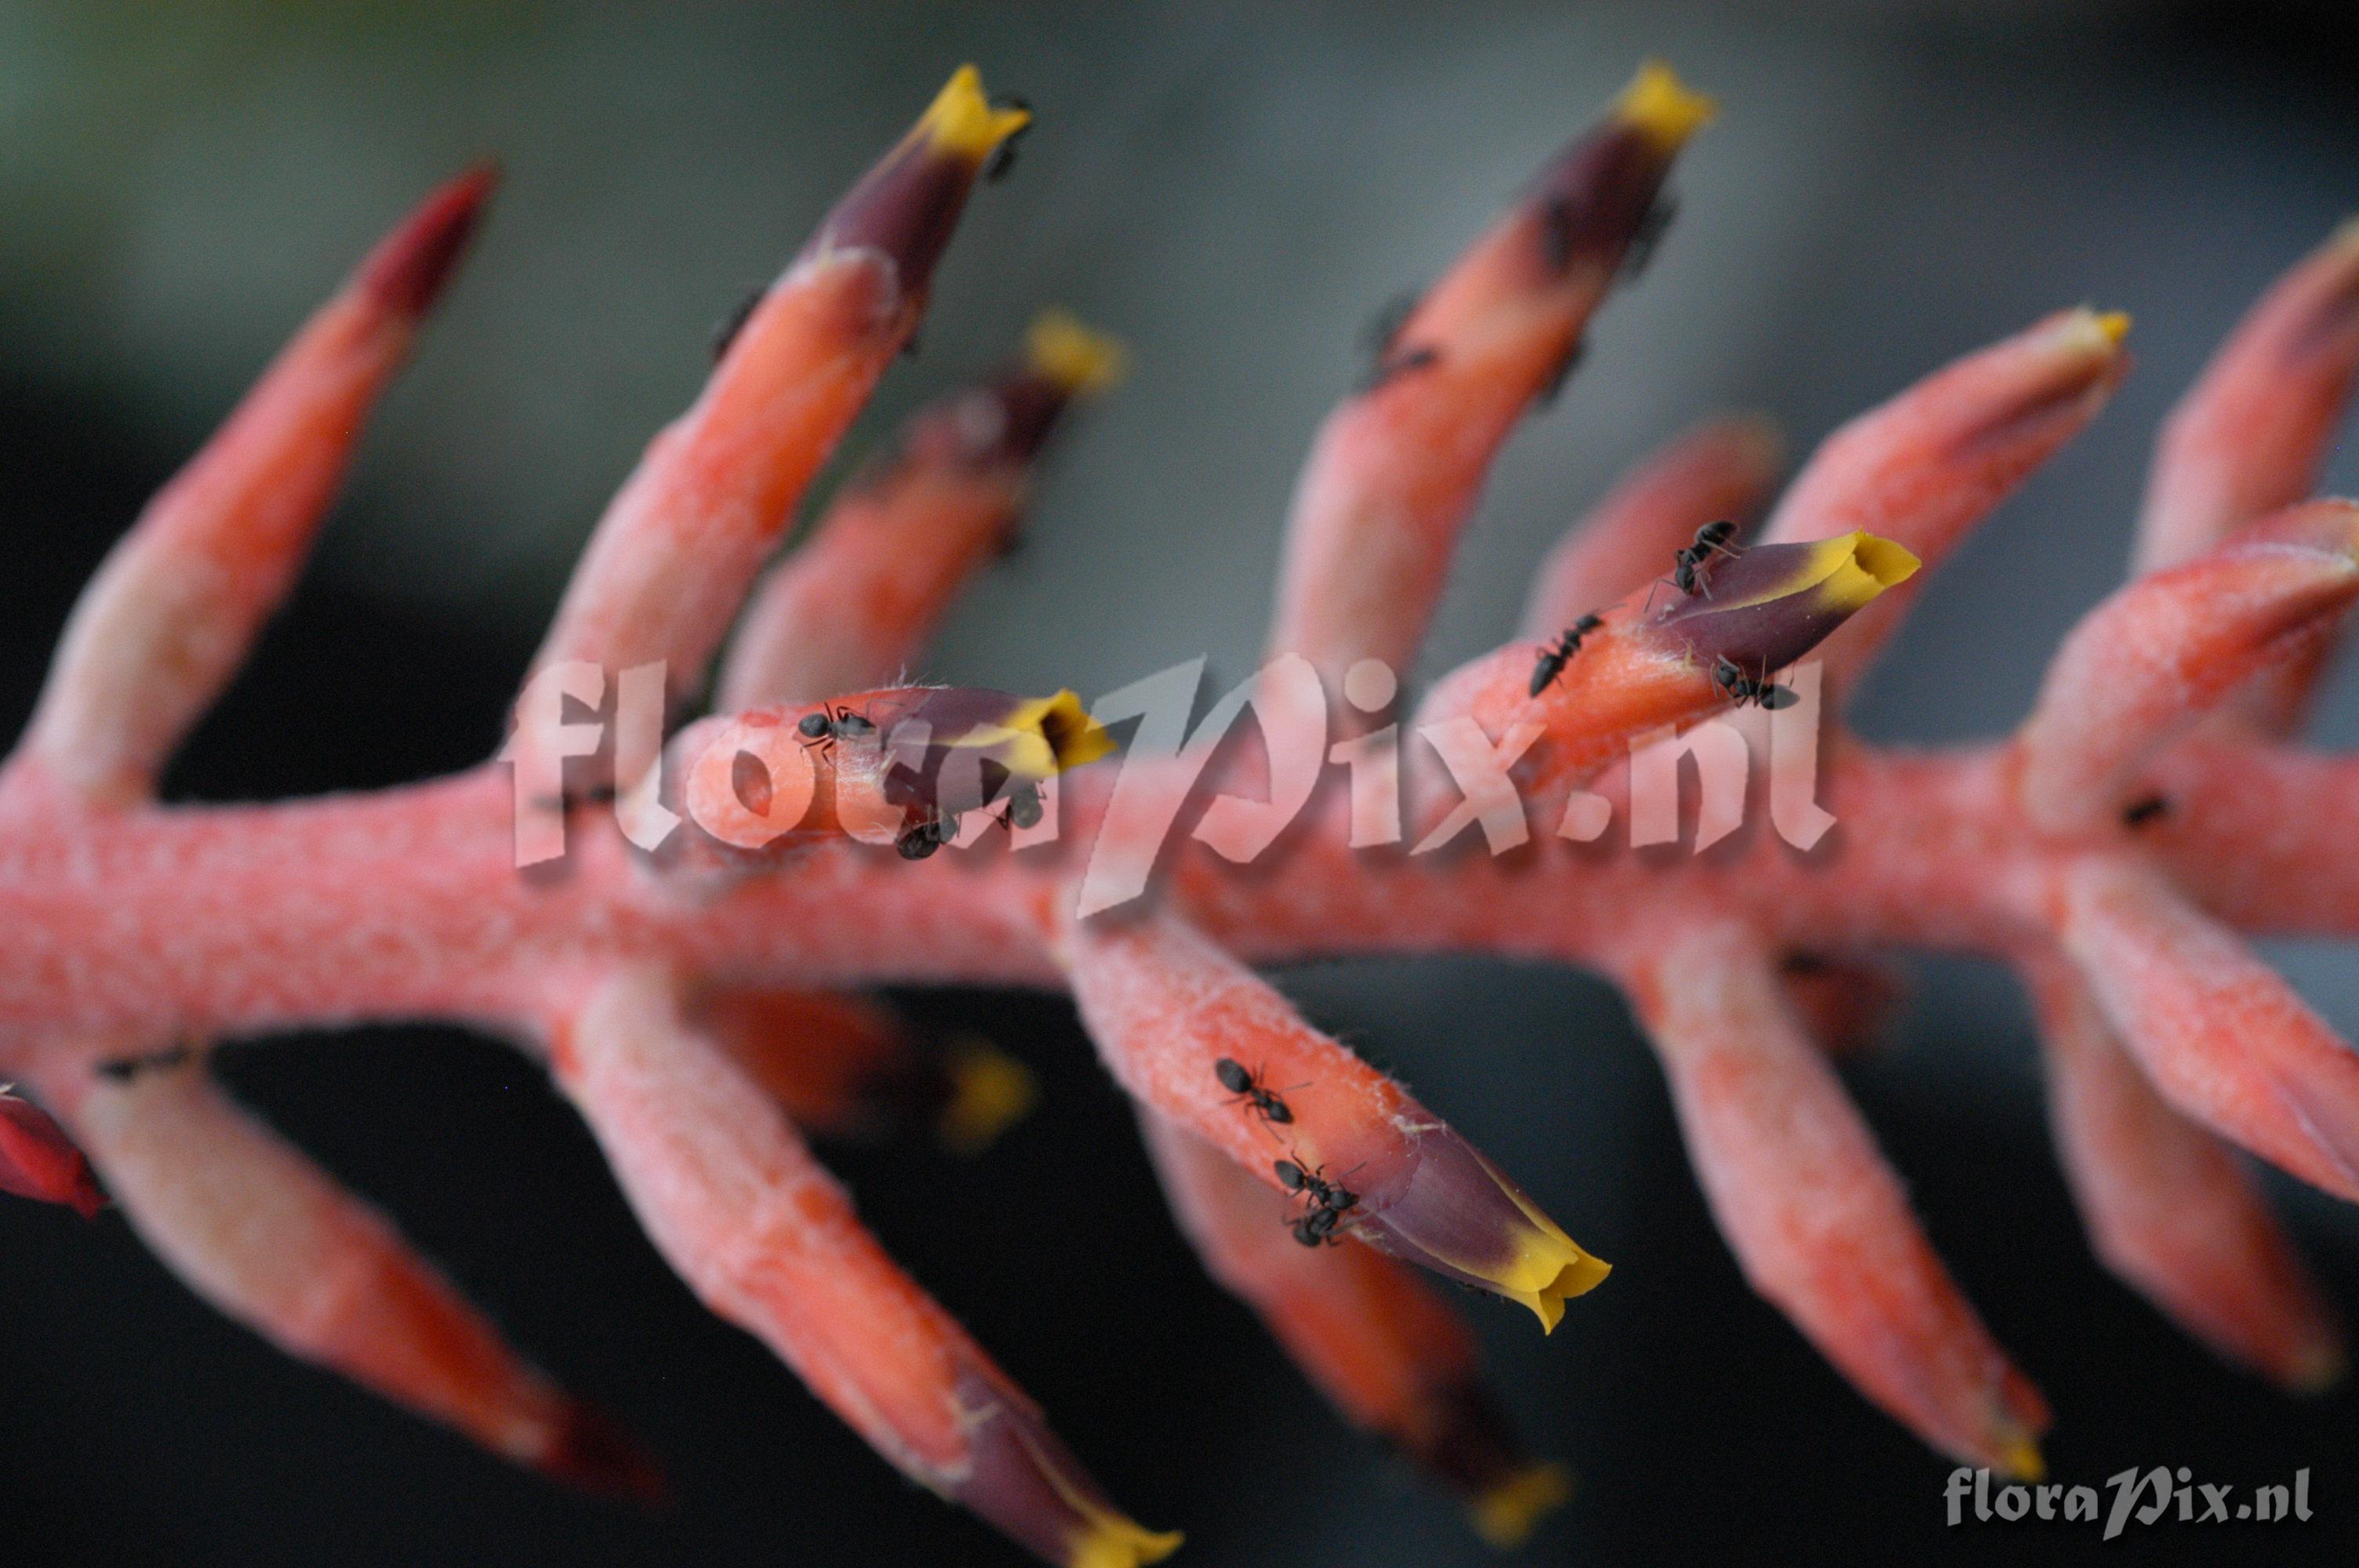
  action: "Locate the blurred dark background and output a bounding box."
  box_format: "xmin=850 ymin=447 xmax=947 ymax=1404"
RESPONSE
xmin=3 ymin=2 xmax=2358 ymax=1563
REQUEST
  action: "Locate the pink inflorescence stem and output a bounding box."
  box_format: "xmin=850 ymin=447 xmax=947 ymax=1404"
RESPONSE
xmin=5 ymin=57 xmax=2359 ymax=1566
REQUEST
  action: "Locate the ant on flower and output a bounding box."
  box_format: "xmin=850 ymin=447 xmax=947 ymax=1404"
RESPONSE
xmin=1214 ymin=1058 xmax=1300 ymax=1131
xmin=796 ymin=702 xmax=877 ymax=755
xmin=1712 ymin=655 xmax=1797 ymax=710
xmin=1645 ymin=518 xmax=1742 ymax=612
xmin=1275 ymin=1157 xmax=1358 ymax=1210
xmin=1529 ymin=612 xmax=1605 ymax=697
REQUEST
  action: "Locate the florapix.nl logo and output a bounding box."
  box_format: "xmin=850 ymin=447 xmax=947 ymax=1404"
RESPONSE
xmin=499 ymin=652 xmax=1843 ymax=910
xmin=1946 ymin=1465 xmax=2314 ymax=1540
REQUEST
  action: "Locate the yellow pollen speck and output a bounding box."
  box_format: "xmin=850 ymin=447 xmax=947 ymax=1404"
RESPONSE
xmin=1470 ymin=1462 xmax=1573 ymax=1548
xmin=936 ymin=1037 xmax=1038 ymax=1156
xmin=1994 ymin=1431 xmax=2047 ymax=1484
xmin=1027 ymin=310 xmax=1128 ymax=398
xmin=1068 ymin=1515 xmax=1183 ymax=1568
xmin=1613 ymin=60 xmax=1716 ymax=152
xmin=916 ymin=64 xmax=1030 ymax=162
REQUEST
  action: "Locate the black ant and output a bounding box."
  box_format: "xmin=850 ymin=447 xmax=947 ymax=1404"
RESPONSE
xmin=1536 ymin=338 xmax=1586 ymax=408
xmin=712 ymin=283 xmax=765 ymax=361
xmin=895 ymin=811 xmax=957 ymax=861
xmin=1539 ymin=194 xmax=1577 ymax=275
xmin=899 ymin=782 xmax=1041 ymax=858
xmin=1355 ymin=288 xmax=1445 ymax=394
xmin=94 ymin=1043 xmax=194 ymax=1083
xmin=895 ymin=788 xmax=1041 ymax=858
xmin=2121 ymin=794 xmax=2169 ymax=829
xmin=1645 ymin=519 xmax=1740 ymax=612
xmin=797 ymin=702 xmax=877 ymax=756
xmin=1362 ymin=290 xmax=1419 ymax=359
xmin=1619 ymin=195 xmax=1677 ymax=283
xmin=1529 ymin=613 xmax=1605 ymax=698
xmin=1711 ymin=655 xmax=1797 ymax=710
xmin=1359 ymin=343 xmax=1441 ymax=395
xmin=1214 ymin=1058 xmax=1298 ymax=1129
xmin=1274 ymin=1158 xmax=1358 ymax=1214
xmin=983 ymin=96 xmax=1032 ymax=183
xmin=1291 ymin=1207 xmax=1346 ymax=1247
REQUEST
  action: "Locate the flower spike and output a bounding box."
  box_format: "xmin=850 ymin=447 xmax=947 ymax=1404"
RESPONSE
xmin=22 ymin=62 xmax=2359 ymax=1562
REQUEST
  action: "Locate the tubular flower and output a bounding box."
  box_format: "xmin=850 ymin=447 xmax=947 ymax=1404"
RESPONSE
xmin=669 ymin=684 xmax=1113 ymax=865
xmin=555 ymin=964 xmax=1173 ymax=1566
xmin=1346 ymin=1123 xmax=1611 ymax=1332
xmin=1521 ymin=413 xmax=1784 ymax=639
xmin=1058 ymin=906 xmax=1606 ymax=1331
xmin=1418 ymin=528 xmax=1917 ymax=798
xmin=1643 ymin=530 xmax=1921 ymax=673
xmin=15 ymin=56 xmax=2359 ymax=1566
xmin=720 ymin=309 xmax=1122 ymax=710
xmin=1138 ymin=1114 xmax=1567 ymax=1541
xmin=520 ymin=64 xmax=1027 ymax=792
xmin=693 ymin=986 xmax=1037 ymax=1151
xmin=801 ymin=64 xmax=1032 ymax=293
xmin=1268 ymin=60 xmax=1712 ymax=688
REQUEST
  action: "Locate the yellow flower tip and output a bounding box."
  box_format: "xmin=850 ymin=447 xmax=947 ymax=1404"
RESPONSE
xmin=2288 ymin=1338 xmax=2350 ymax=1396
xmin=1024 ymin=689 xmax=1118 ymax=771
xmin=1849 ymin=532 xmax=1921 ymax=590
xmin=2048 ymin=306 xmax=2130 ymax=356
xmin=936 ymin=1036 xmax=1038 ymax=1156
xmin=1765 ymin=531 xmax=1919 ymax=619
xmin=918 ymin=64 xmax=1031 ymax=162
xmin=1492 ymin=1203 xmax=1611 ymax=1333
xmin=1509 ymin=1251 xmax=1613 ymax=1334
xmin=1614 ymin=60 xmax=1716 ymax=153
xmin=1067 ymin=1515 xmax=1183 ymax=1568
xmin=1027 ymin=310 xmax=1128 ymax=399
xmin=1992 ymin=1429 xmax=2047 ymax=1484
xmin=1459 ymin=1152 xmax=1611 ymax=1331
xmin=1469 ymin=1462 xmax=1573 ymax=1549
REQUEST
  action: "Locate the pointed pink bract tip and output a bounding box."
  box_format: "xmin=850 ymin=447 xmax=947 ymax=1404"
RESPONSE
xmin=359 ymin=162 xmax=500 ymax=317
xmin=537 ymin=1398 xmax=670 ymax=1504
xmin=0 ymin=1091 xmax=106 ymax=1220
